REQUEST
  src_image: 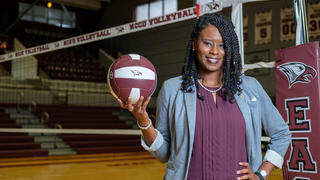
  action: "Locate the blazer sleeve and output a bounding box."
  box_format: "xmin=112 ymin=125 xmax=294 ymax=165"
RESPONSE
xmin=140 ymin=80 xmax=171 ymax=163
xmin=254 ymin=79 xmax=291 ymax=168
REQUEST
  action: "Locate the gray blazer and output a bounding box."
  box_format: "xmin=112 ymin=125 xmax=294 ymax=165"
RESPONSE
xmin=141 ymin=76 xmax=291 ymax=180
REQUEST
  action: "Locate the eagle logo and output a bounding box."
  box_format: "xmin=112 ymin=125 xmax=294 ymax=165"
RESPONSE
xmin=54 ymin=42 xmax=60 ymax=47
xmin=202 ymin=2 xmax=221 ymax=13
xmin=116 ymin=26 xmax=124 ymax=32
xmin=277 ymin=62 xmax=317 ymax=88
xmin=130 ymin=70 xmax=142 ymax=76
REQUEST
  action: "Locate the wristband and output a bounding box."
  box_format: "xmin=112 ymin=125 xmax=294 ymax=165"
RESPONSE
xmin=137 ymin=118 xmax=152 ymax=130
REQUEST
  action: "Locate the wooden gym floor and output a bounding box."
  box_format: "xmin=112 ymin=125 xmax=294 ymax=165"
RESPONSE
xmin=0 ymin=152 xmax=283 ymax=180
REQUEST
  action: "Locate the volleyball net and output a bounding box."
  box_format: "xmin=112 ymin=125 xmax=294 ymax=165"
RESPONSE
xmin=0 ymin=0 xmax=277 ymax=148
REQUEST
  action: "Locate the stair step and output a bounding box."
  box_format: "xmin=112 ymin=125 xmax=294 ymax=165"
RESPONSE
xmin=22 ymin=124 xmax=47 ymax=128
xmin=10 ymin=114 xmax=35 ymax=119
xmin=41 ymin=142 xmax=54 ymax=149
xmin=41 ymin=142 xmax=71 ymax=149
xmin=56 ymin=142 xmax=71 ymax=148
xmin=5 ymin=108 xmax=29 ymax=114
xmin=48 ymin=149 xmax=76 ymax=156
xmin=34 ymin=136 xmax=63 ymax=143
xmin=16 ymin=119 xmax=42 ymax=125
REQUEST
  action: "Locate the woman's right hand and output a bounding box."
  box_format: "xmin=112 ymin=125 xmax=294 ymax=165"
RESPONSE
xmin=118 ymin=96 xmax=157 ymax=146
xmin=117 ymin=96 xmax=151 ymax=127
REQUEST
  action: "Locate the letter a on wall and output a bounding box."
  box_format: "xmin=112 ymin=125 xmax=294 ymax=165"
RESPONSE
xmin=275 ymin=42 xmax=320 ymax=179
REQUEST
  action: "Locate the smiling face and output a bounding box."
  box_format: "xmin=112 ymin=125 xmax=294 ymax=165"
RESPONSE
xmin=193 ymin=24 xmax=225 ymax=76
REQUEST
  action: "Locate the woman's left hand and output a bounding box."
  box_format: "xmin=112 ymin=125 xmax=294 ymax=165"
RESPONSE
xmin=237 ymin=162 xmax=259 ymax=180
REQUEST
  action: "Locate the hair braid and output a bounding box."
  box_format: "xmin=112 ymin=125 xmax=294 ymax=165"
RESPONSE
xmin=181 ymin=13 xmax=242 ymax=103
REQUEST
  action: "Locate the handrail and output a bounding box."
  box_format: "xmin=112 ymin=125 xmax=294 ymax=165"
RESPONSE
xmin=28 ymin=100 xmax=37 ymax=112
xmin=17 ymin=91 xmax=24 ymax=113
xmin=41 ymin=111 xmax=49 ymax=123
xmin=54 ymin=124 xmax=63 ymax=129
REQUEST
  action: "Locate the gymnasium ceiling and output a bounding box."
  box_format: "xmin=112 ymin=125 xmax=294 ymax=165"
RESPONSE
xmin=44 ymin=0 xmax=111 ymax=11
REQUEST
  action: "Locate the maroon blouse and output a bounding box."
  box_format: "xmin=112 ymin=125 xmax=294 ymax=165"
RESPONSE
xmin=187 ymin=85 xmax=247 ymax=180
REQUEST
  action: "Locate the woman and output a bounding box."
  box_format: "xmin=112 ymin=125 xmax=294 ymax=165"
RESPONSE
xmin=118 ymin=13 xmax=291 ymax=180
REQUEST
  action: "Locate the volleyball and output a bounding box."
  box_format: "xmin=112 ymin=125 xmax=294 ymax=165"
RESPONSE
xmin=107 ymin=54 xmax=157 ymax=104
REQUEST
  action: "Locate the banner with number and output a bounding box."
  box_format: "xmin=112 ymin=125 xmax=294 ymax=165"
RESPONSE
xmin=243 ymin=16 xmax=248 ymax=46
xmin=308 ymin=2 xmax=320 ymax=38
xmin=255 ymin=10 xmax=272 ymax=45
xmin=280 ymin=7 xmax=295 ymax=41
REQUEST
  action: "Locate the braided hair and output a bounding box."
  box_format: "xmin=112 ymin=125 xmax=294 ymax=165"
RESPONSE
xmin=181 ymin=13 xmax=242 ymax=102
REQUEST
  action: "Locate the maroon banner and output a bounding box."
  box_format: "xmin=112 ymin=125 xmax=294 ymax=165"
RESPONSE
xmin=275 ymin=42 xmax=320 ymax=179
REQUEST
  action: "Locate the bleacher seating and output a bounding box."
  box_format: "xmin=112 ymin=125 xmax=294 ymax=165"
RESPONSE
xmin=17 ymin=32 xmax=106 ymax=82
xmin=33 ymin=104 xmax=144 ymax=154
xmin=0 ymin=103 xmax=145 ymax=157
xmin=61 ymin=134 xmax=143 ymax=154
xmin=0 ymin=108 xmax=48 ymax=158
xmin=0 ymin=109 xmax=21 ymax=128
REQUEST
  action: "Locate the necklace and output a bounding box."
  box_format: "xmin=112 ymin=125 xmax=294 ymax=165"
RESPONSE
xmin=197 ymin=79 xmax=223 ymax=93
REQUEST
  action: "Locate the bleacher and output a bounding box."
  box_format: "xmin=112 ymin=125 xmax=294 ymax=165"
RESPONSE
xmin=62 ymin=134 xmax=143 ymax=154
xmin=0 ymin=23 xmax=147 ymax=158
xmin=35 ymin=105 xmax=144 ymax=154
xmin=16 ymin=30 xmax=107 ymax=82
xmin=33 ymin=105 xmax=133 ymax=129
xmin=0 ymin=103 xmax=144 ymax=158
xmin=0 ymin=107 xmax=48 ymax=158
xmin=36 ymin=47 xmax=106 ymax=82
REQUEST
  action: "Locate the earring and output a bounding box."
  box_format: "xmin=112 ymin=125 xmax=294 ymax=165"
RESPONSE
xmin=192 ymin=48 xmax=195 ymax=51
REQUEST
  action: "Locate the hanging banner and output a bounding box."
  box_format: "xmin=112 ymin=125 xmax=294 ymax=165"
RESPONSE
xmin=280 ymin=7 xmax=296 ymax=42
xmin=255 ymin=10 xmax=272 ymax=45
xmin=308 ymin=2 xmax=320 ymax=38
xmin=275 ymin=42 xmax=320 ymax=180
xmin=243 ymin=15 xmax=248 ymax=46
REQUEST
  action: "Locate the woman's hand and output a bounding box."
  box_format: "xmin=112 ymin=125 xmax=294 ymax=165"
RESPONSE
xmin=237 ymin=162 xmax=260 ymax=180
xmin=117 ymin=96 xmax=151 ymax=126
xmin=118 ymin=96 xmax=157 ymax=146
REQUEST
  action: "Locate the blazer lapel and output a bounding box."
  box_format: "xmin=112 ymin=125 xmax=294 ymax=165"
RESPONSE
xmin=234 ymin=94 xmax=252 ymax=127
xmin=234 ymin=93 xmax=254 ymax=163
